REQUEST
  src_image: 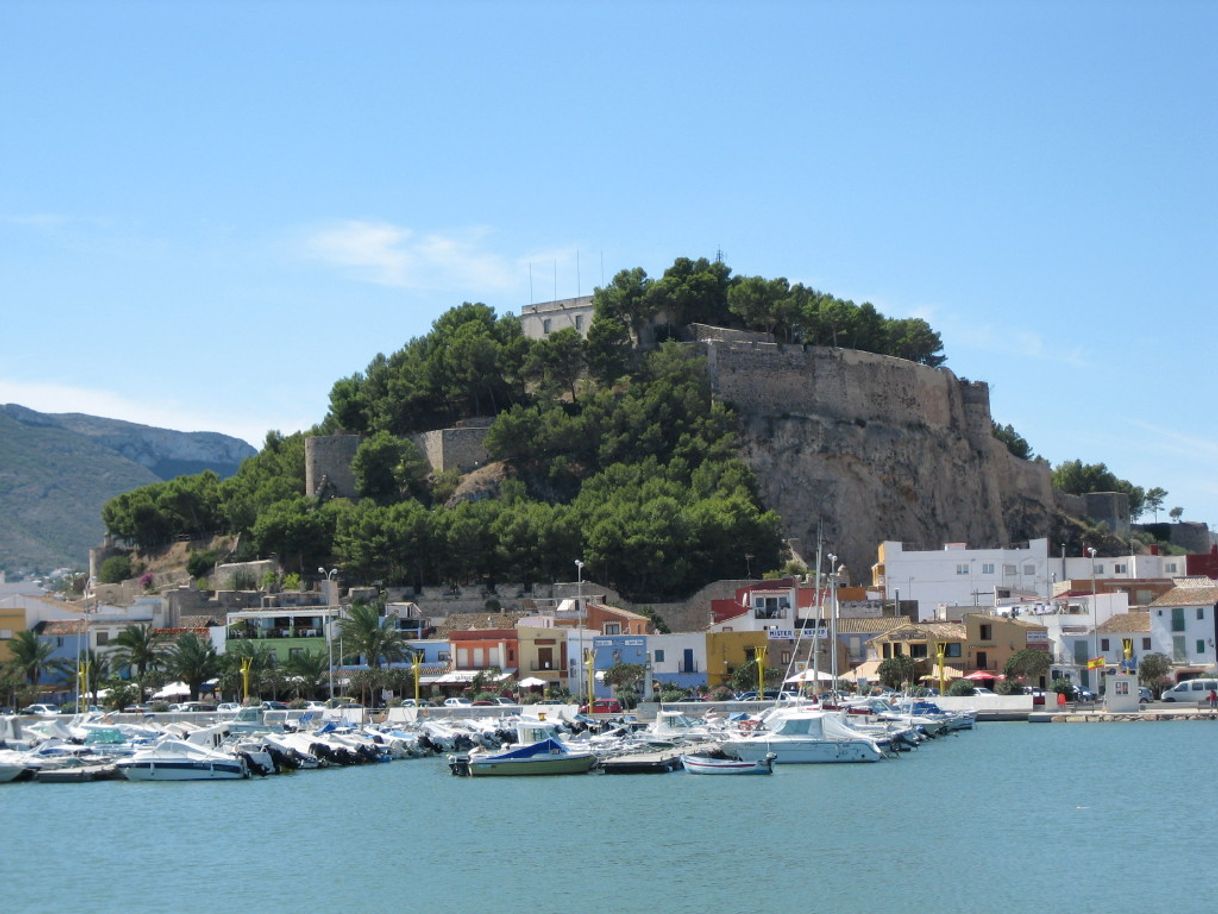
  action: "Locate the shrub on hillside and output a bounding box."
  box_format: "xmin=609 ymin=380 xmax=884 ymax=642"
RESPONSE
xmin=99 ymin=554 xmax=133 ymax=584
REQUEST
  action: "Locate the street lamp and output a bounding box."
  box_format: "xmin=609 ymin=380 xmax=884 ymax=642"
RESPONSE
xmin=319 ymin=567 xmax=338 ymax=699
xmin=575 ymin=559 xmax=585 ymax=700
xmin=1087 ymin=547 xmax=1099 ymax=692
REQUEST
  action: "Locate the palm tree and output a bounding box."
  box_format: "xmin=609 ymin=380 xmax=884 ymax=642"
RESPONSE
xmin=83 ymin=649 xmax=111 ymax=705
xmin=6 ymin=630 xmax=68 ymax=687
xmin=164 ymin=633 xmax=221 ymax=701
xmin=339 ymin=602 xmax=406 ymax=706
xmin=339 ymin=602 xmax=406 ymax=670
xmin=109 ymin=624 xmax=165 ymax=702
xmin=284 ymin=649 xmax=329 ymax=700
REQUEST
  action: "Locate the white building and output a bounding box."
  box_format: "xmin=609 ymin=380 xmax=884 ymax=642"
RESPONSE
xmin=1148 ymin=578 xmax=1218 ymax=677
xmin=518 ymin=295 xmax=595 ymax=340
xmin=648 ymin=632 xmax=707 ymax=687
xmin=874 ymin=538 xmax=1052 ymax=618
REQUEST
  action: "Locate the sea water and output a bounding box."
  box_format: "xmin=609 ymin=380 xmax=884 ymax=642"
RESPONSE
xmin=4 ymin=720 xmax=1217 ymax=914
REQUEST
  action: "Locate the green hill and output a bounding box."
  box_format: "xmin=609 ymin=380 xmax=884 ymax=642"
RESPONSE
xmin=0 ymin=405 xmax=255 ymax=574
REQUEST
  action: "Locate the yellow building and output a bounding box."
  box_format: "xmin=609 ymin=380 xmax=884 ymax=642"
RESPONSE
xmin=870 ymin=613 xmax=1049 ymax=677
xmin=0 ymin=606 xmax=26 ymax=663
xmin=705 ymin=631 xmax=771 ymax=690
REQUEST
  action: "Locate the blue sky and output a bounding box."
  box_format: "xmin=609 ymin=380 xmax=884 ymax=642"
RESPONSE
xmin=3 ymin=1 xmax=1215 ymax=528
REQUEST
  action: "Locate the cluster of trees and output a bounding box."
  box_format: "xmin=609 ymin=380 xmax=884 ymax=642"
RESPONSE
xmin=593 ymin=257 xmax=947 ymax=365
xmin=100 ymin=255 xmax=951 ymax=602
xmin=1050 ymin=459 xmax=1164 ymax=521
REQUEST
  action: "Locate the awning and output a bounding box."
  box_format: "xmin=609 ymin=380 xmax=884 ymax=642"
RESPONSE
xmin=151 ymin=681 xmax=191 ymax=699
xmin=519 ymin=677 xmax=547 ymax=687
xmin=784 ymin=669 xmax=835 ymax=683
xmin=435 ymin=669 xmax=516 ymax=684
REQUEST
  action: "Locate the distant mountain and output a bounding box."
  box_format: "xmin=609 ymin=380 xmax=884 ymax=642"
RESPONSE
xmin=0 ymin=404 xmax=257 ymax=574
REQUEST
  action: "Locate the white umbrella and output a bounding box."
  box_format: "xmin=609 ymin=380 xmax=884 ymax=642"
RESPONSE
xmin=151 ymin=681 xmax=191 ymax=699
xmin=518 ymin=677 xmax=547 ymax=688
xmin=784 ymin=669 xmax=834 ymax=683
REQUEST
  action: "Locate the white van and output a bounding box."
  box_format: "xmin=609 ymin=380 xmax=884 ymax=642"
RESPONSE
xmin=1161 ymin=678 xmax=1218 ymax=703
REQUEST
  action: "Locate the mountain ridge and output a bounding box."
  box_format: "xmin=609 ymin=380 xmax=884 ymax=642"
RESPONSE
xmin=0 ymin=404 xmax=257 ymax=574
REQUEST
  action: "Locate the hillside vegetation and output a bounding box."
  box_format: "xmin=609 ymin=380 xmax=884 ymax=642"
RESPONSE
xmin=98 ymin=255 xmax=1163 ymax=600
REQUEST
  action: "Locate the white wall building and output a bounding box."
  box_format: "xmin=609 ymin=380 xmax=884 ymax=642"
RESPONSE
xmin=648 ymin=632 xmax=707 ymax=684
xmin=874 ymin=538 xmax=1052 ymax=619
xmin=518 ymin=295 xmax=595 ymax=340
xmin=1148 ymin=578 xmax=1218 ymax=675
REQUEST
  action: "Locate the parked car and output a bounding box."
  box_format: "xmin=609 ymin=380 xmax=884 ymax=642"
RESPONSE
xmin=1071 ymin=686 xmax=1095 ymax=702
xmin=21 ymin=704 xmax=58 ymax=716
xmin=1161 ymin=678 xmax=1218 ymax=703
xmin=216 ymin=702 xmax=241 ymax=714
xmin=579 ymin=698 xmax=624 ymax=715
xmin=493 ymin=697 xmax=518 ymax=706
xmin=735 ymin=690 xmax=782 ymax=702
xmin=971 ymin=687 xmax=995 ymax=696
xmin=444 ymin=697 xmax=472 ymax=707
xmin=1138 ymin=687 xmax=1153 ymax=703
xmin=260 ymin=700 xmax=289 ymax=711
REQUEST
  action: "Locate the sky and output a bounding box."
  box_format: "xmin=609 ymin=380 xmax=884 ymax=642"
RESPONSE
xmin=2 ymin=1 xmax=1215 ymax=528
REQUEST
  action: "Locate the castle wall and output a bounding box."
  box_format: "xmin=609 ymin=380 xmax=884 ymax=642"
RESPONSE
xmin=411 ymin=419 xmax=492 ymax=474
xmin=305 ymin=435 xmax=361 ymax=499
xmin=701 ymin=342 xmax=1058 ymax=586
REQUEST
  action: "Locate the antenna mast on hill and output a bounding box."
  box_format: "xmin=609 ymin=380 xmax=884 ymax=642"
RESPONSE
xmin=577 ymin=249 xmax=581 ymax=298
xmin=529 ymin=263 xmax=534 ymax=304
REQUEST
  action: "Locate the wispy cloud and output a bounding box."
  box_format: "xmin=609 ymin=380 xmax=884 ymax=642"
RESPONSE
xmin=943 ymin=315 xmax=1091 ymax=368
xmin=0 ymin=378 xmax=308 ymax=449
xmin=1126 ymin=420 xmax=1218 ymax=462
xmin=302 ymin=220 xmax=520 ymax=292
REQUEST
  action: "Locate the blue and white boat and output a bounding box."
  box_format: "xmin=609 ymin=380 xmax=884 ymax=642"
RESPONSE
xmin=449 ymin=719 xmax=597 ymax=776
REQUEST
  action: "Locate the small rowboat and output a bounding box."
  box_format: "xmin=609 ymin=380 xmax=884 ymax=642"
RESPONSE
xmin=680 ymin=752 xmax=776 ymax=775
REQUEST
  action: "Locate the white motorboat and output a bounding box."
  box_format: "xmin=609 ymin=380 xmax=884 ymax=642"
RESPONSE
xmin=681 ymin=752 xmax=776 ymax=775
xmin=116 ymin=739 xmax=248 ymax=781
xmin=721 ymin=710 xmax=884 ymax=764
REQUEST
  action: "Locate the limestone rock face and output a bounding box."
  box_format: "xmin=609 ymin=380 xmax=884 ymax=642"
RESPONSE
xmin=703 ymin=342 xmax=1057 ymax=582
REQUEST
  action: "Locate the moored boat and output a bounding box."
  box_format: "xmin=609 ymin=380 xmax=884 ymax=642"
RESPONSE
xmin=449 ymin=719 xmax=596 ymax=776
xmin=116 ymin=739 xmax=248 ymax=781
xmin=681 ymin=752 xmax=776 ymax=775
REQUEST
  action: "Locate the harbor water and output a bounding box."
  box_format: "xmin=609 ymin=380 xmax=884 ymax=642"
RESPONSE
xmin=5 ymin=719 xmax=1217 ymax=914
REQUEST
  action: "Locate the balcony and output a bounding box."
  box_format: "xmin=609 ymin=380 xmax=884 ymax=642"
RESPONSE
xmin=229 ymin=627 xmax=323 ymax=640
xmin=753 ymin=607 xmax=789 ymax=620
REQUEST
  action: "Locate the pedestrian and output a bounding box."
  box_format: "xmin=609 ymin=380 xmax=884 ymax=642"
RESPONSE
xmin=1208 ymin=688 xmax=1216 ymax=710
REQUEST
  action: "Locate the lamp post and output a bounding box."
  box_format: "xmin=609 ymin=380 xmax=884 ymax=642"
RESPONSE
xmin=1087 ymin=547 xmax=1099 ymax=692
xmin=827 ymin=553 xmax=839 ymax=693
xmin=575 ymin=559 xmax=585 ymax=700
xmin=319 ymin=567 xmax=338 ymax=699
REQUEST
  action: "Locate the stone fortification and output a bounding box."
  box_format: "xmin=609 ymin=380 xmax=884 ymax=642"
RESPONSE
xmin=305 ymin=434 xmax=361 ymax=499
xmin=410 ymin=419 xmax=492 ymax=474
xmin=702 ymin=341 xmax=1058 ymax=584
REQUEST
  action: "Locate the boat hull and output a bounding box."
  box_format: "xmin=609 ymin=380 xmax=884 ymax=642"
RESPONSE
xmin=117 ymin=760 xmax=248 ymax=781
xmin=466 ymin=754 xmax=597 ymax=776
xmin=723 ymin=738 xmax=882 ymax=764
xmin=681 ymin=754 xmax=774 ymax=775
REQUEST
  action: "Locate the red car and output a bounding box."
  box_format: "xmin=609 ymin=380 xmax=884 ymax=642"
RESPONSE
xmin=579 ymin=699 xmax=623 ymax=714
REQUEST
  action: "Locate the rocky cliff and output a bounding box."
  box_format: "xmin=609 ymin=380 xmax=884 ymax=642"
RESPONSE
xmin=703 ymin=342 xmax=1058 ymax=584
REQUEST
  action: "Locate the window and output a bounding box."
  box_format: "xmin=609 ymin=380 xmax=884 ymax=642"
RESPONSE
xmin=542 ymin=318 xmax=552 ymax=334
xmin=1166 ymin=562 xmax=1179 ymax=573
xmin=1198 ymin=607 xmax=1206 ymax=621
xmin=1198 ymin=640 xmax=1207 ymax=655
xmin=56 ymin=637 xmax=64 ymax=648
xmin=944 ymin=643 xmax=962 ymax=658
xmin=744 ymin=647 xmax=756 ymax=662
xmin=575 ymin=314 xmax=584 ymax=331
xmin=910 ymin=643 xmax=928 ymax=658
xmin=95 ymin=631 xmax=109 ymax=646
xmin=1142 ymin=638 xmax=1151 ymax=650
xmin=982 ymin=563 xmax=995 ymax=575
xmin=654 ymin=649 xmax=665 ymax=663
xmin=1100 ymin=638 xmax=1109 ymax=651
xmin=781 ymin=651 xmax=792 ymax=664
xmin=1172 ymin=608 xmax=1186 ymax=632
xmin=1114 ymin=563 xmax=1127 ymax=574
xmin=1023 ymin=564 xmax=1035 ymax=575
xmin=979 ymin=624 xmax=993 ymax=641
xmin=604 ymin=623 xmax=621 ymax=635
xmin=1004 ymin=564 xmax=1017 ymax=576
xmin=1095 ymin=564 xmax=1104 ymax=574
xmin=956 ymin=564 xmax=969 ymax=575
